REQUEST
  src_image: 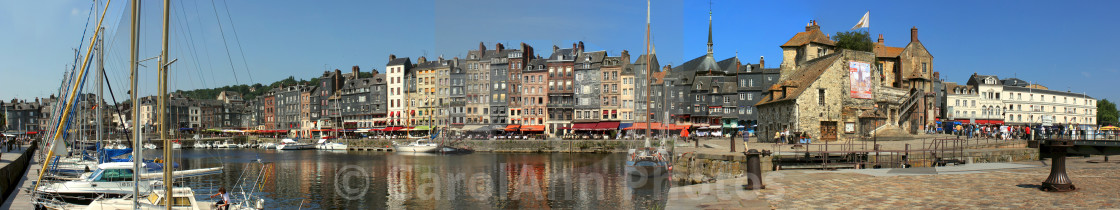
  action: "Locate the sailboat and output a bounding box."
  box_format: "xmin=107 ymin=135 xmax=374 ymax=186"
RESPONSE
xmin=34 ymin=1 xmax=230 ymax=209
xmin=626 ymin=0 xmax=672 ymax=177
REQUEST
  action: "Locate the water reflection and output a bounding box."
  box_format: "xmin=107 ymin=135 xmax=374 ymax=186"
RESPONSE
xmin=171 ymin=149 xmax=670 ymax=209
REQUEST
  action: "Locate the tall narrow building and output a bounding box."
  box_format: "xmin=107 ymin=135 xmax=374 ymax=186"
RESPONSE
xmin=385 ymin=55 xmax=412 ymax=127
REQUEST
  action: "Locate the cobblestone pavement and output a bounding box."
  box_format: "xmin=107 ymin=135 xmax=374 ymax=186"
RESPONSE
xmin=667 ymin=156 xmax=1120 ymax=209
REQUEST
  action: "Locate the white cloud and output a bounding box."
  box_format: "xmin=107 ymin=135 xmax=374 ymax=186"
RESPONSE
xmin=71 ymin=8 xmax=79 ymax=16
xmin=1082 ymin=71 xmax=1091 ymax=78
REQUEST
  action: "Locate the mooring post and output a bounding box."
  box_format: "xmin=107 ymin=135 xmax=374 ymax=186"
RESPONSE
xmin=742 ymin=149 xmax=771 ymax=190
xmin=1041 ymin=139 xmax=1076 ymax=192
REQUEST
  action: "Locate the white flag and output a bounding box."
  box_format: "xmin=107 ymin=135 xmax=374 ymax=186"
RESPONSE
xmin=851 ymin=11 xmax=869 ymax=30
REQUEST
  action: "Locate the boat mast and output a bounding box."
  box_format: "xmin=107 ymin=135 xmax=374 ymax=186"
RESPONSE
xmin=130 ymin=0 xmax=142 ymax=206
xmin=643 ymin=0 xmax=652 ymax=148
xmin=31 ymin=0 xmax=113 ymax=197
xmin=160 ymin=0 xmax=174 ymax=207
xmin=96 ymin=26 xmax=104 ymax=157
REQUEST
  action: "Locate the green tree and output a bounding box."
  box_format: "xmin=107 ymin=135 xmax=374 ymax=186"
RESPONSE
xmin=832 ymin=31 xmax=873 ymax=52
xmin=1097 ymin=99 xmax=1118 ymax=126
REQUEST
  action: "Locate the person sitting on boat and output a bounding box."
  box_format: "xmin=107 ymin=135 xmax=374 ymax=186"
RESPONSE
xmin=210 ymin=187 xmax=230 ymax=210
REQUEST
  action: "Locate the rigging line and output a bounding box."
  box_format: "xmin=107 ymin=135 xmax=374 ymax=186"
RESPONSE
xmin=103 ymin=60 xmax=131 ymax=146
xmin=220 ymin=0 xmax=254 ymax=84
xmin=174 ymin=0 xmax=209 ymax=88
xmin=170 ymin=5 xmax=206 ymax=89
xmin=189 ymin=0 xmax=220 ymax=87
xmin=171 ymin=6 xmax=209 ymax=89
xmin=209 ymin=0 xmax=241 ymax=85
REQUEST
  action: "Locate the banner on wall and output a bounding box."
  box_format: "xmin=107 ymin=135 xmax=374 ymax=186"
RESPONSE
xmin=849 ymin=61 xmax=872 ymax=99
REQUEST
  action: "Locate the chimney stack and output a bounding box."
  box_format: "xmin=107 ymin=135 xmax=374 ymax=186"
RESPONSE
xmin=759 ymin=56 xmax=765 ymax=68
xmin=620 ymin=50 xmax=630 ymax=63
xmin=389 ymin=54 xmax=396 ymax=61
xmin=495 ymin=43 xmax=504 ymax=51
xmin=479 ymin=42 xmax=487 ymax=57
xmin=878 ymin=34 xmax=884 ymax=44
xmin=577 ymin=41 xmax=585 ymax=52
xmin=417 ymin=56 xmax=427 ymax=64
xmin=352 ymin=65 xmax=360 ymax=78
xmin=553 ymin=45 xmax=559 ymax=53
xmin=911 ymin=27 xmax=919 ymax=42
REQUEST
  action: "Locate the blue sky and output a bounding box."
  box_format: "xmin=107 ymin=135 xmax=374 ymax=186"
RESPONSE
xmin=1 ymin=0 xmax=1118 ymax=104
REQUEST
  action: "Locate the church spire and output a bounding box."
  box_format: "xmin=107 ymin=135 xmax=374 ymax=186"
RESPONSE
xmin=707 ymin=2 xmax=713 ymax=55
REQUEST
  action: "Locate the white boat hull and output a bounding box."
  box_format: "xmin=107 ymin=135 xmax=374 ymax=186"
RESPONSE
xmin=317 ymin=143 xmax=348 ymax=150
xmin=277 ymin=143 xmax=314 ymax=150
xmin=393 ymin=145 xmax=439 ymax=153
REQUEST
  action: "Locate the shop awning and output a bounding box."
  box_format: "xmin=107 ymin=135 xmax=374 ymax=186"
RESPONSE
xmin=384 ymin=127 xmax=404 ymax=131
xmin=504 ymin=125 xmax=520 ymax=131
xmin=625 ymin=122 xmax=662 ymax=130
xmin=618 ymin=123 xmax=633 ymax=130
xmin=593 ymin=121 xmax=620 ymax=130
xmin=706 ymin=125 xmax=723 ymax=129
xmin=520 ymin=125 xmax=546 ymax=132
xmin=356 ymin=128 xmax=371 ymax=132
xmin=572 ymin=122 xmax=598 ymax=130
xmin=412 ymin=126 xmax=431 ymax=131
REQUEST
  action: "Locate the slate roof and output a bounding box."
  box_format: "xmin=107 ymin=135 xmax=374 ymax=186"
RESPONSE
xmin=548 ymin=48 xmax=577 ymax=61
xmin=966 ymin=74 xmax=1001 ymax=86
xmin=756 ymin=52 xmax=843 ymax=106
xmin=633 ymin=54 xmax=657 ymax=65
xmin=1001 ymin=78 xmax=1029 ymax=87
xmin=1003 ymin=86 xmax=1093 ymax=99
xmin=525 ymin=58 xmax=548 ymax=72
xmin=716 ymin=57 xmax=740 ymax=73
xmin=577 ymin=51 xmax=607 ymax=68
xmin=780 ymin=28 xmax=835 ymax=47
xmin=386 ymin=57 xmax=411 ymax=66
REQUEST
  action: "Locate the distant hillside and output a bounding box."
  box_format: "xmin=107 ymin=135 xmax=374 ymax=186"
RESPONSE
xmin=175 ymin=76 xmax=313 ymax=100
xmin=174 ymin=71 xmax=376 ymax=101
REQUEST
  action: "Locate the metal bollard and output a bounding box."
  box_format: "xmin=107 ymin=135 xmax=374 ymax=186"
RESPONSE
xmin=1040 ymin=139 xmax=1076 ymax=192
xmin=742 ymin=149 xmax=771 ymax=190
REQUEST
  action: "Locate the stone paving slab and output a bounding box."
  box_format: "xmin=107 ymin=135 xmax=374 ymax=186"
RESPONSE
xmin=667 ymin=156 xmax=1120 ymax=209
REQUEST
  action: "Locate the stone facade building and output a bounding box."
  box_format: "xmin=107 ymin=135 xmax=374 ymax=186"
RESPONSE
xmin=574 ymin=50 xmax=605 ymax=124
xmin=507 ymin=43 xmax=534 ymax=125
xmin=600 ymin=51 xmax=629 ymax=122
xmin=546 ymin=44 xmax=581 ymax=135
xmin=756 ymin=50 xmax=879 ymax=142
xmin=522 ymin=58 xmax=549 ymax=126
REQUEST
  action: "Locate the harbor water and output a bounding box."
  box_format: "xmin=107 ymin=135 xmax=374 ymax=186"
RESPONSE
xmin=168 ymin=149 xmax=671 ymax=209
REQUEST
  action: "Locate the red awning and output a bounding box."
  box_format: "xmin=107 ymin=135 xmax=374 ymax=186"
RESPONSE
xmin=603 ymin=110 xmax=609 ymax=115
xmin=625 ymin=122 xmax=662 ymax=130
xmin=520 ymin=125 xmax=546 ymax=132
xmin=25 ymin=131 xmax=38 ymax=135
xmin=593 ymin=121 xmax=620 ymax=130
xmin=504 ymin=125 xmax=521 ymax=131
xmin=572 ymin=123 xmax=597 ymax=130
xmin=611 ymin=110 xmax=617 ymax=114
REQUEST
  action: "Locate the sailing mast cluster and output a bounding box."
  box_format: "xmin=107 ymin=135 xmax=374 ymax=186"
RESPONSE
xmin=30 ymin=1 xmax=260 ymax=209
